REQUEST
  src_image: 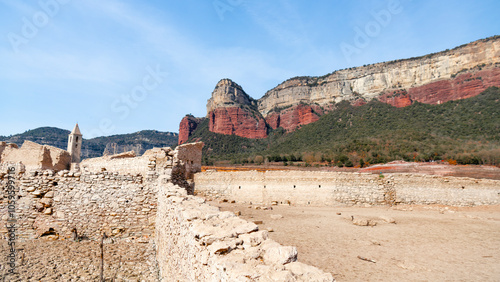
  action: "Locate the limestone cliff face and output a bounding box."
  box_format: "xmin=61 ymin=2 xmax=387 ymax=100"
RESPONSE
xmin=206 ymin=79 xmax=258 ymax=114
xmin=259 ymin=36 xmax=500 ymax=115
xmin=181 ymin=36 xmax=500 ymax=139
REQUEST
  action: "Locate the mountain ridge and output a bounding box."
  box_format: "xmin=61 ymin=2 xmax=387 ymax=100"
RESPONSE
xmin=186 ymin=87 xmax=500 ymax=166
xmin=179 ymin=35 xmax=500 ymax=143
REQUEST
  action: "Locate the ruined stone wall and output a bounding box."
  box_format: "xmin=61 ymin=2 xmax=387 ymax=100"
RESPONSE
xmin=194 ymin=171 xmax=500 ymax=207
xmin=155 ymin=183 xmax=333 ymax=281
xmin=0 ymin=141 xmax=71 ymax=172
xmin=0 ymin=168 xmax=157 ymax=241
xmin=80 ymin=153 xmax=151 ymax=176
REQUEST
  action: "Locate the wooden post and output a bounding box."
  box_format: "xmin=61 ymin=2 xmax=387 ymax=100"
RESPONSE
xmin=100 ymin=233 xmax=107 ymax=281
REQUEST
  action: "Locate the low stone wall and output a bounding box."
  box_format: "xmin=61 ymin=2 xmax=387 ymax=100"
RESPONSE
xmin=155 ymin=183 xmax=333 ymax=281
xmin=194 ymin=170 xmax=500 ymax=207
xmin=80 ymin=153 xmax=151 ymax=176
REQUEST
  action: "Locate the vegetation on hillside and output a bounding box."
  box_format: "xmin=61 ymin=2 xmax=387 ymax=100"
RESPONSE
xmin=188 ymin=87 xmax=500 ymax=167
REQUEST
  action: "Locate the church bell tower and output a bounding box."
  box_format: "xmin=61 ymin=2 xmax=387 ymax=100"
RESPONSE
xmin=67 ymin=123 xmax=82 ymax=163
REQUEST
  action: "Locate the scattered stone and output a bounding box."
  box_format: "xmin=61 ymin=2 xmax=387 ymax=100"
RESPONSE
xmin=270 ymin=214 xmax=283 ymax=220
xmin=379 ymin=216 xmax=396 ymax=224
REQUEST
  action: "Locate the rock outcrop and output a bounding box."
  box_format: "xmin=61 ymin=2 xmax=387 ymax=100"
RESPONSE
xmin=205 ymin=79 xmax=268 ymax=139
xmin=180 ymin=36 xmax=500 ymax=139
xmin=178 ymin=115 xmax=204 ymax=145
xmin=266 ymin=104 xmax=324 ymax=131
xmin=209 ymin=107 xmax=268 ymax=139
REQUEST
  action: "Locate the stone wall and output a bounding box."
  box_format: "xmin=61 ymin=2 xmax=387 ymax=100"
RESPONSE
xmin=80 ymin=151 xmax=151 ymax=176
xmin=194 ymin=170 xmax=500 ymax=207
xmin=0 ymin=141 xmax=71 ymax=172
xmin=80 ymin=142 xmax=203 ymax=185
xmin=0 ymin=168 xmax=157 ymax=241
xmin=155 ymin=183 xmax=334 ymax=281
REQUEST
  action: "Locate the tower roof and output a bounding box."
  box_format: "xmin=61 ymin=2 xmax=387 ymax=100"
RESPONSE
xmin=70 ymin=123 xmax=82 ymax=135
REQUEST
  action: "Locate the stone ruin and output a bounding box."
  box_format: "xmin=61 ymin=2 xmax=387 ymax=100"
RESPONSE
xmin=0 ymin=139 xmax=334 ymax=281
xmin=0 ymin=140 xmax=71 ymax=172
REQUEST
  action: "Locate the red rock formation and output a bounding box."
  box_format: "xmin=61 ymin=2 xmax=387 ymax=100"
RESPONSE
xmin=379 ymin=90 xmax=412 ymax=108
xmin=178 ymin=116 xmax=203 ymax=145
xmin=266 ymin=104 xmax=322 ymax=131
xmin=209 ymin=107 xmax=268 ymax=139
xmin=407 ymin=68 xmax=500 ymax=105
xmin=377 ymin=68 xmax=500 ymax=107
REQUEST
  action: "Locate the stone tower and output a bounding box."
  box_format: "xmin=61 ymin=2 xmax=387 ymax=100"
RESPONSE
xmin=67 ymin=123 xmax=82 ymax=163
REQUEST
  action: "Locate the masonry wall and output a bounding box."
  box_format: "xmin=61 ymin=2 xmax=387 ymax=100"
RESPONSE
xmin=194 ymin=170 xmax=500 ymax=207
xmin=80 ymin=155 xmax=151 ymax=176
xmin=0 ymin=169 xmax=157 ymax=241
xmin=155 ymin=183 xmax=334 ymax=281
xmin=0 ymin=141 xmax=71 ymax=172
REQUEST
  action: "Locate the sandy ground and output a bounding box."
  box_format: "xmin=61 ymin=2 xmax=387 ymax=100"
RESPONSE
xmin=0 ymin=240 xmax=159 ymax=281
xmin=212 ymin=201 xmax=500 ymax=281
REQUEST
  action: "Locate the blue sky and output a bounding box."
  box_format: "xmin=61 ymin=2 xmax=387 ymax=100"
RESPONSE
xmin=0 ymin=0 xmax=498 ymax=138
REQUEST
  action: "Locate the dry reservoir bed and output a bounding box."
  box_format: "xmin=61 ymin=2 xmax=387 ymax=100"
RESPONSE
xmin=212 ymin=201 xmax=500 ymax=281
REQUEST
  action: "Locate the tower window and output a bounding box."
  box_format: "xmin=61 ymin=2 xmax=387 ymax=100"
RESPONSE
xmin=75 ymin=144 xmax=78 ymax=148
xmin=76 ymin=136 xmax=79 ymax=142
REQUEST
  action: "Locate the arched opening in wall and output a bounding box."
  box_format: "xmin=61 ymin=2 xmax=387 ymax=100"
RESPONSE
xmin=239 ymin=186 xmax=241 ymax=189
xmin=319 ymin=185 xmax=321 ymax=188
xmin=293 ymin=185 xmax=296 ymax=189
xmin=76 ymin=136 xmax=79 ymax=142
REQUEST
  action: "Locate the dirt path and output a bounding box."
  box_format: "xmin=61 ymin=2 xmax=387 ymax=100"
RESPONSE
xmin=213 ymin=201 xmax=500 ymax=281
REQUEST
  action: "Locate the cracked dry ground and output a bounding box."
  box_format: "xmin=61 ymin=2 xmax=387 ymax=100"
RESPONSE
xmin=0 ymin=240 xmax=159 ymax=281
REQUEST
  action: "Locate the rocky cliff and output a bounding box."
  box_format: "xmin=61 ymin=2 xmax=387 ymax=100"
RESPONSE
xmin=178 ymin=115 xmax=204 ymax=145
xmin=180 ymin=36 xmax=500 ymax=140
xmin=204 ymin=79 xmax=268 ymax=139
xmin=259 ymin=36 xmax=500 ymax=115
